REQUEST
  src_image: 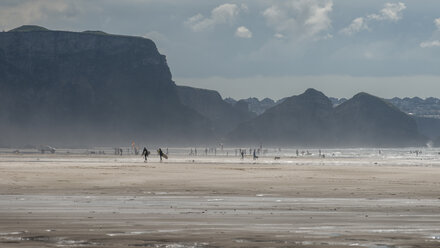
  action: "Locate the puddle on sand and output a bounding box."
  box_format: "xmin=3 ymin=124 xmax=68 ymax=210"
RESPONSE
xmin=56 ymin=239 xmax=101 ymax=247
xmin=367 ymin=245 xmax=394 ymax=248
xmin=207 ymin=198 xmax=224 ymax=202
xmin=0 ymin=231 xmax=27 ymax=236
xmin=129 ymin=242 xmax=209 ymax=248
xmin=0 ymin=235 xmax=100 ymax=247
xmin=107 ymin=229 xmax=184 ymax=237
xmin=294 ymin=241 xmax=395 ymax=248
xmin=107 ymin=231 xmax=152 ymax=237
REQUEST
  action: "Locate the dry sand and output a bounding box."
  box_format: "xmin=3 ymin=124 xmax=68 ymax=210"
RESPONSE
xmin=0 ymin=153 xmax=439 ymax=247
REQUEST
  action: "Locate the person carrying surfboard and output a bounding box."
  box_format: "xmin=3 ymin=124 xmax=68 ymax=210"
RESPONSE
xmin=158 ymin=148 xmax=168 ymax=162
xmin=142 ymin=147 xmax=150 ymax=162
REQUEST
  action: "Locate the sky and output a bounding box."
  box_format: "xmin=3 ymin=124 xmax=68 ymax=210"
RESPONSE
xmin=1 ymin=0 xmax=440 ymax=100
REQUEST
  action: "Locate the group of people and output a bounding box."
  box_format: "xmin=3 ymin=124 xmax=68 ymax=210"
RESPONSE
xmin=141 ymin=147 xmax=167 ymax=162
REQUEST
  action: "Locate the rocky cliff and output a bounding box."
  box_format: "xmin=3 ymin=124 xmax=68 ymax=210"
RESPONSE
xmin=0 ymin=25 xmax=211 ymax=146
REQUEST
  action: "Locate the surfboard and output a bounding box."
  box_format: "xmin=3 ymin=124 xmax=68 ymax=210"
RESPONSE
xmin=162 ymin=154 xmax=168 ymax=159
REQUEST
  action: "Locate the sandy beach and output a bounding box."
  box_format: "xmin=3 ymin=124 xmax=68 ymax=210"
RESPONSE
xmin=0 ymin=151 xmax=439 ymax=247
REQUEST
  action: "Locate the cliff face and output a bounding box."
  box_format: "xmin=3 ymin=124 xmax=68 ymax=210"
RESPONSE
xmin=228 ymin=89 xmax=426 ymax=147
xmin=0 ymin=26 xmax=211 ymax=146
xmin=176 ymin=86 xmax=255 ymax=136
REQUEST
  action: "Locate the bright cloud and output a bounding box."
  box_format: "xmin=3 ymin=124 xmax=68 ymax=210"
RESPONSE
xmin=185 ymin=3 xmax=241 ymax=32
xmin=420 ymin=17 xmax=440 ymax=48
xmin=367 ymin=2 xmax=406 ymax=22
xmin=340 ymin=17 xmax=368 ymax=36
xmin=420 ymin=40 xmax=440 ymax=48
xmin=341 ymin=2 xmax=406 ymax=35
xmin=435 ymin=18 xmax=440 ymax=30
xmin=235 ymin=26 xmax=252 ymax=38
xmin=262 ymin=0 xmax=333 ymax=41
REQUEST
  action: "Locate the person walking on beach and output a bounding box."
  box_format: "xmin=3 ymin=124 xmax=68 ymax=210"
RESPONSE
xmin=142 ymin=147 xmax=150 ymax=162
xmin=158 ymin=148 xmax=164 ymax=162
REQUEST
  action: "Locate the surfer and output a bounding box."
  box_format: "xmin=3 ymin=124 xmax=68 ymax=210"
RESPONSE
xmin=142 ymin=147 xmax=150 ymax=162
xmin=157 ymin=148 xmax=168 ymax=162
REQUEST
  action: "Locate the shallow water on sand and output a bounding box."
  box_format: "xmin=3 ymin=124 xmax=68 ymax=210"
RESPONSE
xmin=1 ymin=194 xmax=440 ymax=247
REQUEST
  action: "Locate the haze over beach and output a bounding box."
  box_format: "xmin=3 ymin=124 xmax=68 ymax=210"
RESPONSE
xmin=1 ymin=1 xmax=440 ymax=248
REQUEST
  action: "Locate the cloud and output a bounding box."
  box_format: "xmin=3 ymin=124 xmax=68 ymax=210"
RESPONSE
xmin=435 ymin=18 xmax=440 ymax=30
xmin=144 ymin=30 xmax=168 ymax=43
xmin=420 ymin=18 xmax=440 ymax=48
xmin=235 ymin=26 xmax=252 ymax=38
xmin=340 ymin=2 xmax=406 ymax=35
xmin=340 ymin=17 xmax=368 ymax=36
xmin=0 ymin=0 xmax=78 ymax=30
xmin=185 ymin=3 xmax=242 ymax=32
xmin=240 ymin=3 xmax=249 ymax=13
xmin=367 ymin=2 xmax=406 ymax=22
xmin=262 ymin=0 xmax=333 ymax=41
xmin=420 ymin=40 xmax=440 ymax=48
xmin=274 ymin=33 xmax=285 ymax=39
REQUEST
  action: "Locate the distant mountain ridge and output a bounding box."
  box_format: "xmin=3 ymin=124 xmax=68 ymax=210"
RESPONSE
xmin=227 ymin=95 xmax=440 ymax=142
xmin=229 ymin=89 xmax=426 ymax=147
xmin=228 ymin=95 xmax=440 ymax=119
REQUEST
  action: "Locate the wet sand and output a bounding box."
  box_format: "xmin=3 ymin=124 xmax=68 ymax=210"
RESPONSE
xmin=0 ymin=153 xmax=439 ymax=247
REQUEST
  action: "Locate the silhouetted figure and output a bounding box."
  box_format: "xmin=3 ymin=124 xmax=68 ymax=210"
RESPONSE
xmin=142 ymin=147 xmax=150 ymax=162
xmin=241 ymin=151 xmax=245 ymax=159
xmin=253 ymin=149 xmax=258 ymax=160
xmin=158 ymin=148 xmax=164 ymax=162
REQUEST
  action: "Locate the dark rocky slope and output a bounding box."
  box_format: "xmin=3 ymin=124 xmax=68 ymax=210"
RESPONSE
xmin=333 ymin=93 xmax=425 ymax=147
xmin=229 ymin=89 xmax=426 ymax=147
xmin=228 ymin=89 xmax=336 ymax=146
xmin=0 ymin=26 xmax=211 ymax=146
xmin=177 ymin=86 xmax=255 ymax=136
